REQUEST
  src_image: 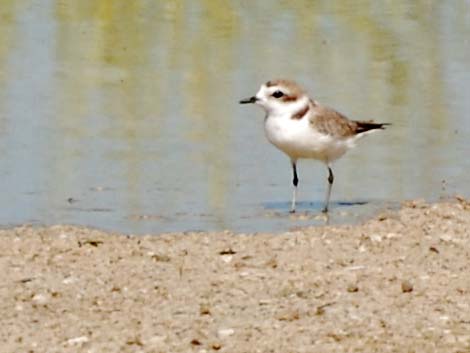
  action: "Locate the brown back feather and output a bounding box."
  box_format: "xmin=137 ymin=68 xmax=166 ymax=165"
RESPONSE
xmin=309 ymin=104 xmax=389 ymax=138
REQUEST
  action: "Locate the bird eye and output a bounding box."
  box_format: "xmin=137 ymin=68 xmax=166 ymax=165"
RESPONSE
xmin=272 ymin=90 xmax=284 ymax=98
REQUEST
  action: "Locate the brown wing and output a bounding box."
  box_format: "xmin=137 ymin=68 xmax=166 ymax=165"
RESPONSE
xmin=309 ymin=104 xmax=389 ymax=138
xmin=309 ymin=105 xmax=357 ymax=137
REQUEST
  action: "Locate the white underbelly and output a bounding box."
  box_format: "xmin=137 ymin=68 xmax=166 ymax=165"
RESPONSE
xmin=264 ymin=116 xmax=353 ymax=162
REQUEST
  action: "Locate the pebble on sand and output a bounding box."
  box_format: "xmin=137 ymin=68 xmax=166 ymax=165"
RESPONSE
xmin=401 ymin=280 xmax=413 ymax=293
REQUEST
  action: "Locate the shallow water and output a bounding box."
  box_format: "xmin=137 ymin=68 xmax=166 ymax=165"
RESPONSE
xmin=0 ymin=1 xmax=469 ymax=233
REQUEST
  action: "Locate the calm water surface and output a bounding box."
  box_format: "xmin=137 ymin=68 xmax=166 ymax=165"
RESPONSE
xmin=0 ymin=1 xmax=469 ymax=233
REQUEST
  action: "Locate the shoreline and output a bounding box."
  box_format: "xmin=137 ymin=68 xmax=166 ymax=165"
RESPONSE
xmin=1 ymin=198 xmax=470 ymax=352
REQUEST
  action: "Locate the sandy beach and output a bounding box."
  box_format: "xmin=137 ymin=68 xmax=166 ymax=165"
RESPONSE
xmin=1 ymin=198 xmax=470 ymax=352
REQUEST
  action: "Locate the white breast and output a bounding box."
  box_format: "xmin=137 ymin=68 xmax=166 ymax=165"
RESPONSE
xmin=264 ymin=112 xmax=355 ymax=163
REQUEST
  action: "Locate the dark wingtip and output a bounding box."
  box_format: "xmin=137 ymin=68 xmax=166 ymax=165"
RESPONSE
xmin=380 ymin=123 xmax=391 ymax=129
xmin=355 ymin=121 xmax=391 ymax=134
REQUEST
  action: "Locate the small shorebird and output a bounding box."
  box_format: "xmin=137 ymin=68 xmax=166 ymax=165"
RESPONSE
xmin=239 ymin=79 xmax=389 ymax=213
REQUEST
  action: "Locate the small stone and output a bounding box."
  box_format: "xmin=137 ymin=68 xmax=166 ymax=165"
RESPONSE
xmin=63 ymin=276 xmax=76 ymax=284
xmin=347 ymin=283 xmax=359 ymax=293
xmin=217 ymin=328 xmax=234 ymax=338
xmin=82 ymin=239 xmax=103 ymax=247
xmin=386 ymin=232 xmax=401 ymax=239
xmin=377 ymin=214 xmax=388 ymax=221
xmin=219 ymin=248 xmax=236 ymax=255
xmin=345 ymin=265 xmax=365 ymax=271
xmin=32 ymin=293 xmax=48 ymax=305
xmin=191 ymin=338 xmax=202 ymax=346
xmin=401 ymin=280 xmax=413 ymax=293
xmin=314 ymin=302 xmax=334 ymax=316
xmin=220 ymin=255 xmax=233 ymax=263
xmin=296 ymin=290 xmax=309 ymax=299
xmin=199 ymin=304 xmax=211 ymax=315
xmin=150 ymin=253 xmax=171 ymax=262
xmin=264 ymin=257 xmax=278 ymax=268
xmin=440 ymin=234 xmax=453 ymax=242
xmin=371 ymin=234 xmax=382 ymax=242
xmin=66 ymin=336 xmax=89 ymax=345
xmin=258 ymin=299 xmax=271 ymax=305
xmin=211 ymin=342 xmax=222 ymax=350
xmin=147 ymin=335 xmax=166 ymax=345
xmin=276 ymin=309 xmax=300 ymax=321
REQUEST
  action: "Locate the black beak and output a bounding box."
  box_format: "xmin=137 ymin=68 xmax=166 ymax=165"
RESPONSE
xmin=239 ymin=96 xmax=257 ymax=104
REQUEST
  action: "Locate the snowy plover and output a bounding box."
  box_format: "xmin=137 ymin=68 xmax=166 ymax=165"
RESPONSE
xmin=240 ymin=79 xmax=389 ymax=213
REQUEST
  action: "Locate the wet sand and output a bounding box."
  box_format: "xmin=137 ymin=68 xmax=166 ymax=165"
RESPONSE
xmin=1 ymin=198 xmax=470 ymax=352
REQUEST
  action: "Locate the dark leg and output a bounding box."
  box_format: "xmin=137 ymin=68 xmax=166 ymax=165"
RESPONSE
xmin=322 ymin=166 xmax=334 ymax=213
xmin=293 ymin=163 xmax=299 ymax=187
xmin=290 ymin=161 xmax=298 ymax=213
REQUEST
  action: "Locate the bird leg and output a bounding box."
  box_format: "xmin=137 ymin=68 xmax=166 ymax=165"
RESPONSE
xmin=290 ymin=161 xmax=298 ymax=213
xmin=322 ymin=166 xmax=334 ymax=213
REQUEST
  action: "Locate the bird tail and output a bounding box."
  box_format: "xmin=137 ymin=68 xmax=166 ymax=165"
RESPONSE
xmin=355 ymin=121 xmax=390 ymax=134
